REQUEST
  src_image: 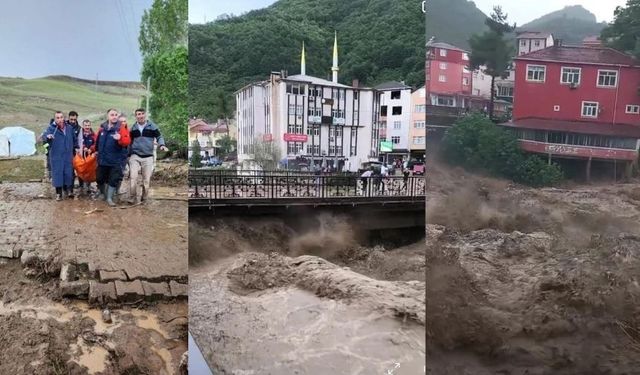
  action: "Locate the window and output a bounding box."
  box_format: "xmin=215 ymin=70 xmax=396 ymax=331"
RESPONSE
xmin=413 ymin=136 xmax=425 ymax=144
xmin=392 ymin=106 xmax=402 ymax=115
xmin=415 ymin=104 xmax=426 ymax=113
xmin=439 ymin=49 xmax=447 ymax=57
xmin=463 ymin=66 xmax=470 ymax=73
xmin=626 ymin=105 xmax=640 ymax=114
xmin=438 ymin=75 xmax=446 ymax=82
xmin=561 ymin=67 xmax=581 ymax=85
xmin=582 ymin=101 xmax=599 ymax=118
xmin=534 ymin=40 xmax=540 ymax=47
xmin=439 ymin=62 xmax=447 ymax=70
xmin=520 ymin=40 xmax=526 ymax=46
xmin=331 ymin=109 xmax=345 ymax=118
xmin=354 ymin=91 xmax=358 ymax=100
xmin=309 ymin=88 xmax=321 ymax=97
xmin=462 ymin=53 xmax=469 ymax=60
xmin=463 ymin=77 xmax=469 ymax=86
xmin=287 ymin=142 xmax=304 ymax=154
xmin=391 ymin=90 xmax=401 ymax=99
xmin=497 ymin=86 xmax=514 ymax=97
xmin=306 ymin=144 xmax=320 ymax=154
xmin=286 ymin=83 xmax=304 ymax=95
xmin=597 ymin=70 xmax=618 ymax=87
xmin=437 ymin=96 xmax=454 ymax=107
xmin=393 ymin=121 xmax=402 ymax=129
xmin=526 ymin=65 xmax=546 ymax=82
xmin=414 ymin=121 xmax=425 ymax=129
xmin=307 ymin=126 xmax=320 ymax=136
xmin=391 ymin=136 xmax=401 ymax=144
xmin=329 ymin=127 xmax=343 ymax=137
xmin=381 ymin=106 xmax=388 ymax=116
xmin=308 ymin=107 xmax=322 ymax=117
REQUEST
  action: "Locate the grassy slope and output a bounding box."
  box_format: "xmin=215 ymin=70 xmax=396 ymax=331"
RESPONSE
xmin=0 ymin=76 xmax=144 ymax=134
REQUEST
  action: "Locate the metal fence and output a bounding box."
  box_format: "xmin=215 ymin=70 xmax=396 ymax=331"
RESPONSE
xmin=188 ymin=171 xmax=425 ymax=200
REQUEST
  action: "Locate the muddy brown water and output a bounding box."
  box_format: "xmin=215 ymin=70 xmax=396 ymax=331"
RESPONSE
xmin=189 ymin=215 xmax=426 ymax=374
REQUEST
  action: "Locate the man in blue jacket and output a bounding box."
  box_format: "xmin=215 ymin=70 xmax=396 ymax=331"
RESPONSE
xmin=127 ymin=108 xmax=168 ymax=204
xmin=95 ymin=109 xmax=130 ymax=206
xmin=42 ymin=111 xmax=75 ymax=200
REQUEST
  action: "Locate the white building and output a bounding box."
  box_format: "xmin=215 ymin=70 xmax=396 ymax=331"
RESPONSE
xmin=236 ymin=34 xmax=383 ymax=172
xmin=375 ymin=81 xmax=412 ymax=160
xmin=517 ymin=31 xmax=554 ymax=56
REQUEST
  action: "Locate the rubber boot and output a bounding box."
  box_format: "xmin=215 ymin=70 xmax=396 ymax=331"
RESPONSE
xmin=106 ymin=186 xmax=116 ymax=207
xmin=94 ymin=183 xmax=106 ymax=200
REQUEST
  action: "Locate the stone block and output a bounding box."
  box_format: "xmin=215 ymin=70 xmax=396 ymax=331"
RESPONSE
xmin=114 ymin=280 xmax=145 ymax=302
xmin=0 ymin=244 xmax=19 ymax=259
xmin=60 ymin=280 xmax=89 ymax=297
xmin=141 ymin=281 xmax=171 ymax=301
xmin=60 ymin=263 xmax=77 ymax=282
xmin=169 ymin=281 xmax=188 ymax=299
xmin=89 ymin=281 xmax=117 ymax=304
xmin=99 ymin=270 xmax=128 ymax=282
xmin=20 ymin=250 xmax=38 ymax=266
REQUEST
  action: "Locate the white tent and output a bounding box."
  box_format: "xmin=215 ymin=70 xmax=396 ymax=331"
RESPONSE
xmin=0 ymin=126 xmax=36 ymax=157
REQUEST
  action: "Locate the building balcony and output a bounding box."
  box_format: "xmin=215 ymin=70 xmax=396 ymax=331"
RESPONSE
xmin=519 ymin=140 xmax=638 ymax=161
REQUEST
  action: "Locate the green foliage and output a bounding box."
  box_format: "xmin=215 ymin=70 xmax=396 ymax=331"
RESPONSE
xmin=216 ymin=134 xmax=236 ymax=157
xmin=141 ymin=46 xmax=188 ymax=148
xmin=190 ymin=140 xmax=202 ymax=168
xmin=602 ymin=0 xmax=640 ymax=58
xmin=426 ymin=0 xmax=488 ymax=50
xmin=521 ymin=5 xmax=606 ymax=45
xmin=139 ymin=0 xmax=188 ymax=58
xmin=189 ymin=0 xmax=425 ymax=121
xmin=139 ymin=0 xmax=188 ymax=151
xmin=442 ymin=114 xmax=563 ymax=187
xmin=251 ymin=136 xmax=282 ymax=170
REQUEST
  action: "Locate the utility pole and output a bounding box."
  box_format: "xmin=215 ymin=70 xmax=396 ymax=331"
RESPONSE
xmin=146 ymin=76 xmax=151 ymax=119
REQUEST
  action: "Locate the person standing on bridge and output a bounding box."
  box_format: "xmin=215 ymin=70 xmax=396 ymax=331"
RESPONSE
xmin=95 ymin=109 xmax=131 ymax=206
xmin=127 ymin=108 xmax=168 ymax=205
xmin=42 ymin=111 xmax=76 ymax=201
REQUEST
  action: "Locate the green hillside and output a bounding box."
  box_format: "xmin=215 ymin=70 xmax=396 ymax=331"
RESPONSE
xmin=519 ymin=5 xmax=606 ymax=45
xmin=426 ymin=0 xmax=488 ymax=50
xmin=189 ymin=0 xmax=425 ymax=121
xmin=0 ymin=76 xmax=145 ymax=134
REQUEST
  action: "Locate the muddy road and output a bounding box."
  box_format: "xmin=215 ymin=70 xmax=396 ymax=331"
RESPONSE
xmin=189 ymin=214 xmax=426 ymax=374
xmin=426 ymin=163 xmax=640 ymax=374
xmin=0 ymin=260 xmax=187 ymax=374
xmin=0 ymin=161 xmax=189 ymax=375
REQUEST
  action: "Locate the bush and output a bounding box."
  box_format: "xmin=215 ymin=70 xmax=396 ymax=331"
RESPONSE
xmin=442 ymin=114 xmax=563 ymax=186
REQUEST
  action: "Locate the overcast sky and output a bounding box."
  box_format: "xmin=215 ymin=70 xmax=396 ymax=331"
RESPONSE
xmin=0 ymin=0 xmax=153 ymax=81
xmin=189 ymin=0 xmax=627 ymax=25
xmin=469 ymin=0 xmax=626 ymax=25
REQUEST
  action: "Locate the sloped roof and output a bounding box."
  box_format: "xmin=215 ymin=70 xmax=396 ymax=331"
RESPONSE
xmin=517 ymin=31 xmax=552 ymax=39
xmin=426 ymin=41 xmax=467 ymax=53
xmin=502 ymin=118 xmax=640 ymax=138
xmin=515 ymin=45 xmax=639 ymax=66
xmin=189 ymin=119 xmax=215 ymax=132
xmin=374 ymin=81 xmax=412 ymax=90
xmin=286 ymin=74 xmax=352 ymax=88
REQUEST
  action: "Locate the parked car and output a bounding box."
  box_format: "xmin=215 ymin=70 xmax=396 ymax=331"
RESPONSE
xmin=412 ymin=162 xmax=425 ymax=175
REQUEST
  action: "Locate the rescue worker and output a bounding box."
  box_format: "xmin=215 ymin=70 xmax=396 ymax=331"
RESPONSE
xmin=42 ymin=111 xmax=76 ymax=200
xmin=94 ymin=109 xmax=131 ymax=206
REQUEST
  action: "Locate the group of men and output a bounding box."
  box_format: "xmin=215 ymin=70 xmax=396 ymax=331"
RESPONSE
xmin=41 ymin=108 xmax=168 ymax=206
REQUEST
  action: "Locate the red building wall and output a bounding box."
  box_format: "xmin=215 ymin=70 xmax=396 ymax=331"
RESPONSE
xmin=513 ymin=60 xmax=640 ymax=126
xmin=427 ymin=47 xmax=472 ymax=96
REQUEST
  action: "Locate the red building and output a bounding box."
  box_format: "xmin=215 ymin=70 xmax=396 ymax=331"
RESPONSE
xmin=425 ymin=41 xmax=473 ymax=108
xmin=504 ymin=43 xmax=640 ymax=180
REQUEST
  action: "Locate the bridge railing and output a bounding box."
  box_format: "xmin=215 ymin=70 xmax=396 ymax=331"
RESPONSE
xmin=188 ymin=171 xmax=425 ymax=201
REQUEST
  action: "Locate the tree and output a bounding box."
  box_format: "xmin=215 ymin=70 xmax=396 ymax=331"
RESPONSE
xmin=216 ymin=134 xmax=236 ymax=157
xmin=468 ymin=6 xmax=515 ymax=119
xmin=601 ymin=0 xmax=640 ymax=58
xmin=442 ymin=114 xmax=563 ymax=187
xmin=250 ymin=136 xmax=281 ymax=170
xmin=139 ymin=0 xmax=188 ymax=59
xmin=190 ymin=140 xmax=202 ymax=168
xmin=138 ymin=0 xmax=188 ymax=153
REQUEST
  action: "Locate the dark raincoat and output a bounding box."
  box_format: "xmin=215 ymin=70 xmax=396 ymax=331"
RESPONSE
xmin=42 ymin=122 xmax=75 ymax=188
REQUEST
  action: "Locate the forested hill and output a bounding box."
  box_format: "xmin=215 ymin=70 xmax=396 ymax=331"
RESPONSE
xmin=518 ymin=5 xmax=606 ymax=45
xmin=425 ymin=0 xmax=488 ymax=50
xmin=189 ymin=0 xmax=425 ymax=121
